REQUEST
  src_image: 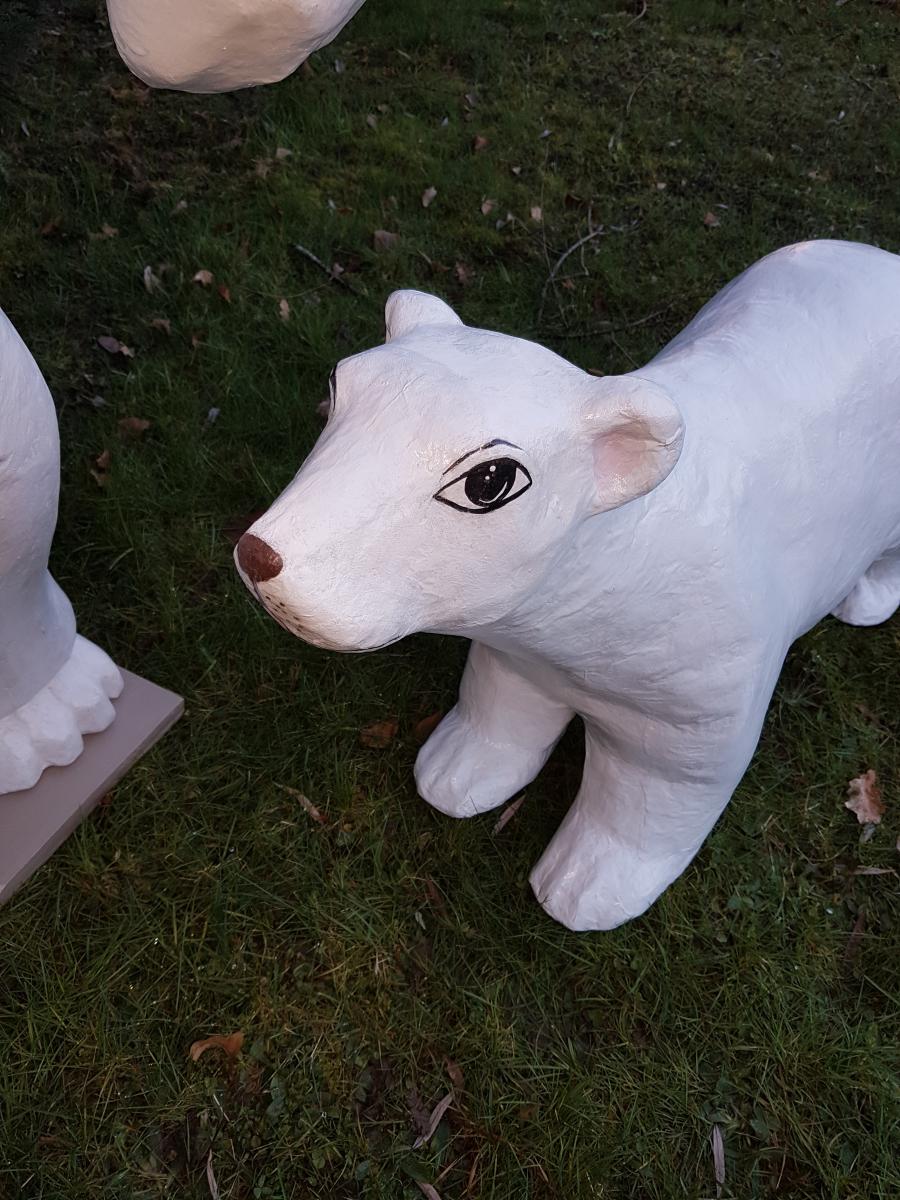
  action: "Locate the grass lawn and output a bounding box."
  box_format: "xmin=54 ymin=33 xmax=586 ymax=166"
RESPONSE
xmin=0 ymin=0 xmax=898 ymax=1196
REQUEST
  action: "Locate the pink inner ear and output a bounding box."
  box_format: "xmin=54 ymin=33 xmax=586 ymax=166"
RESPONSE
xmin=592 ymin=422 xmax=659 ymax=504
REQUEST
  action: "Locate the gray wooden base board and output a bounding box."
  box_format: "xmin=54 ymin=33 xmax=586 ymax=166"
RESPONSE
xmin=0 ymin=670 xmax=183 ymax=904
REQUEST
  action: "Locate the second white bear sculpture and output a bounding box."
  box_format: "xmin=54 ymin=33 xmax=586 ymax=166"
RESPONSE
xmin=0 ymin=311 xmax=123 ymax=795
xmin=106 ymin=0 xmax=366 ymax=93
xmin=235 ymin=240 xmax=900 ymax=931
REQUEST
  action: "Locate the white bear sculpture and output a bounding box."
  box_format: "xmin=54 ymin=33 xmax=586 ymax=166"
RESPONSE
xmin=235 ymin=240 xmax=900 ymax=931
xmin=106 ymin=0 xmax=367 ymax=93
xmin=0 ymin=311 xmax=123 ymax=795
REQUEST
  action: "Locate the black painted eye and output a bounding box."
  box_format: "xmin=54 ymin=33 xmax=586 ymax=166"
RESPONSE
xmin=434 ymin=457 xmax=532 ymax=514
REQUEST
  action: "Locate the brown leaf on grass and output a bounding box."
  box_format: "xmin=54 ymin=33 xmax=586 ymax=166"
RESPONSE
xmin=413 ymin=712 xmax=443 ymax=742
xmin=189 ymin=1031 xmax=244 ymax=1062
xmin=276 ymin=783 xmax=326 ymax=825
xmin=275 ymin=146 xmax=292 ymax=160
xmin=444 ymin=1058 xmax=464 ymax=1091
xmin=90 ymin=448 xmax=111 ymax=488
xmin=421 ymin=186 xmax=438 ymax=208
xmin=412 ymin=1092 xmax=453 ymax=1149
xmin=530 ymin=205 xmax=543 ymax=223
xmin=703 ymin=210 xmax=721 ymax=228
xmin=373 ymin=229 xmax=400 ymax=252
xmin=278 ymin=298 xmax=291 ymax=322
xmin=844 ymin=909 xmax=866 ymax=963
xmin=480 ymin=198 xmax=495 ymax=216
xmin=472 ymin=134 xmax=489 ymax=152
xmin=417 ymin=1185 xmax=441 ymax=1200
xmin=39 ymin=217 xmax=61 ymax=237
xmin=493 ymin=793 xmax=526 ymax=834
xmin=408 ymin=1086 xmax=431 ymax=1136
xmin=88 ymin=223 xmax=119 ymax=241
xmin=118 ymin=417 xmax=151 ymax=440
xmin=845 ymin=769 xmax=885 ymax=824
xmin=150 ymin=317 xmax=172 ymax=335
xmin=360 ymin=718 xmax=399 ymax=749
xmin=97 ymin=335 xmax=135 ymax=358
xmin=193 ymin=269 xmax=214 ymax=286
xmin=454 ymin=262 xmax=475 ymax=286
xmin=217 ymin=284 xmax=232 ymax=303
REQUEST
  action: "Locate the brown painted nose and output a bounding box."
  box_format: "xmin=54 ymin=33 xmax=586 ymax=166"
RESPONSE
xmin=236 ymin=533 xmax=283 ymax=584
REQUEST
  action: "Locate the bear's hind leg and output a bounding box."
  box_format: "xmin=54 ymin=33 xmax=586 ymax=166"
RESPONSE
xmin=415 ymin=641 xmax=572 ymax=818
xmin=832 ymin=548 xmax=900 ymax=627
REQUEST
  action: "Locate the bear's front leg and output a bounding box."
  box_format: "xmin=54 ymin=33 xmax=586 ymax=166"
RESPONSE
xmin=415 ymin=641 xmax=573 ymax=818
xmin=530 ymin=680 xmax=779 ymax=931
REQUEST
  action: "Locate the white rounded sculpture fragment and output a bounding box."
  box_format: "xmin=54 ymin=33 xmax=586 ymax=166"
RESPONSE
xmin=0 ymin=311 xmax=123 ymax=795
xmin=235 ymin=240 xmax=900 ymax=931
xmin=106 ymin=0 xmax=367 ymax=93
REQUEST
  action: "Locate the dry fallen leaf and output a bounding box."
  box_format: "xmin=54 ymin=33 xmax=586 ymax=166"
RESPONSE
xmin=444 ymin=1058 xmax=464 ymax=1091
xmin=373 ymin=229 xmax=400 ymax=252
xmin=417 ymin=1184 xmax=441 ymax=1200
xmin=189 ymin=1031 xmax=244 ymax=1062
xmin=845 ymin=769 xmax=885 ymax=825
xmin=278 ymin=298 xmax=291 ymax=322
xmin=530 ymin=205 xmax=543 ymax=223
xmin=90 ymin=448 xmax=111 ymax=488
xmin=217 ymin=284 xmax=231 ymax=303
xmin=711 ymin=1125 xmax=725 ymax=1198
xmin=480 ymin=198 xmax=496 ymax=216
xmin=360 ymin=718 xmax=399 ymax=749
xmin=150 ymin=317 xmax=171 ymax=335
xmin=454 ymin=262 xmax=475 ymax=286
xmin=493 ymin=793 xmax=526 ymax=834
xmin=421 ymin=186 xmax=438 ymax=208
xmin=118 ymin=417 xmax=151 ymax=440
xmin=473 ymin=134 xmax=489 ymax=152
xmin=413 ymin=712 xmax=443 ymax=742
xmin=193 ymin=269 xmax=214 ymax=286
xmin=39 ymin=217 xmax=61 ymax=237
xmin=366 ymin=113 xmax=378 ymax=129
xmin=703 ymin=210 xmax=721 ymax=228
xmin=412 ymin=1092 xmax=453 ymax=1149
xmin=97 ymin=335 xmax=135 ymax=358
xmin=275 ymin=146 xmax=292 ymax=160
xmin=143 ymin=265 xmax=163 ymax=294
xmin=206 ymin=1150 xmax=220 ymax=1200
xmin=276 ymin=783 xmax=326 ymax=825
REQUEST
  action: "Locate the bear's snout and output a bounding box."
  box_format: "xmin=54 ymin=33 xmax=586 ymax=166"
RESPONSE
xmin=236 ymin=532 xmax=283 ymax=584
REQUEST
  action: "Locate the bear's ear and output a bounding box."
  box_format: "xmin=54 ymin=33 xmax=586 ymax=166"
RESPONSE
xmin=583 ymin=375 xmax=684 ymax=514
xmin=384 ymin=290 xmax=463 ymax=341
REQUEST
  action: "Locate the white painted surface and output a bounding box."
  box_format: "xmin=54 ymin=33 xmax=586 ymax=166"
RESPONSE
xmin=0 ymin=311 xmax=123 ymax=795
xmin=106 ymin=0 xmax=367 ymax=93
xmin=237 ymin=241 xmax=900 ymax=930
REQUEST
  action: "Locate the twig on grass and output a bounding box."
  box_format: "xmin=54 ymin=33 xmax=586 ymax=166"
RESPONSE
xmin=538 ymin=226 xmax=607 ymax=322
xmin=291 ymin=242 xmax=360 ymax=293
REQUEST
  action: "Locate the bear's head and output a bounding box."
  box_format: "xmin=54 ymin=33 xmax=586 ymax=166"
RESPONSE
xmin=235 ymin=291 xmax=684 ymax=651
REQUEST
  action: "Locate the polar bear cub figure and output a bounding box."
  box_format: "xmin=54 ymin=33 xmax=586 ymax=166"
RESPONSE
xmin=235 ymin=240 xmax=900 ymax=931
